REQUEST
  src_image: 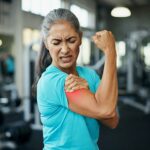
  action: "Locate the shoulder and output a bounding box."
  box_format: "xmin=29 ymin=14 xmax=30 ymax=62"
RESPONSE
xmin=37 ymin=65 xmax=68 ymax=107
xmin=77 ymin=66 xmax=95 ymax=73
xmin=37 ymin=65 xmax=67 ymax=91
xmin=77 ymin=66 xmax=98 ymax=77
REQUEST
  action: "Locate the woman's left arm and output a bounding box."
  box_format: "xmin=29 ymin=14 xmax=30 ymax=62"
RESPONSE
xmin=65 ymin=75 xmax=119 ymax=129
xmin=99 ymin=73 xmax=119 ymax=129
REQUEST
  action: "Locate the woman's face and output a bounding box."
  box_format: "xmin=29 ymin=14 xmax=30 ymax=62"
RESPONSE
xmin=45 ymin=20 xmax=82 ymax=71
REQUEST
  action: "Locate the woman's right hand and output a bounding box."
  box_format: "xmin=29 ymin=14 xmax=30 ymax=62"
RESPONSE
xmin=65 ymin=74 xmax=89 ymax=92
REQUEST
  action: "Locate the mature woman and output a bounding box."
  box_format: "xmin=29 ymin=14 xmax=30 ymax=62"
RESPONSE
xmin=35 ymin=8 xmax=118 ymax=150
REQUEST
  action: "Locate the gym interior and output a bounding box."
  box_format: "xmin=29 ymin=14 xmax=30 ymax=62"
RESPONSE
xmin=0 ymin=0 xmax=150 ymax=149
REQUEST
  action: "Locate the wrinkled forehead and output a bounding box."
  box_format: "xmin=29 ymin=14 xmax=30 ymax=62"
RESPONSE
xmin=47 ymin=20 xmax=79 ymax=39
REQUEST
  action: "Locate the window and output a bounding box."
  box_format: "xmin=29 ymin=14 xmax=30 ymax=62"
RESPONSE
xmin=142 ymin=43 xmax=150 ymax=67
xmin=77 ymin=37 xmax=91 ymax=65
xmin=22 ymin=0 xmax=61 ymax=16
xmin=70 ymin=5 xmax=89 ymax=28
xmin=23 ymin=28 xmax=40 ymax=51
xmin=116 ymin=41 xmax=126 ymax=68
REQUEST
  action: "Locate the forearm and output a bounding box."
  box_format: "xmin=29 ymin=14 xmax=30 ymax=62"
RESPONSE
xmin=95 ymin=50 xmax=118 ymax=117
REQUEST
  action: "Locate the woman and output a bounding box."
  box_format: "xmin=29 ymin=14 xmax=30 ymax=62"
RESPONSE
xmin=35 ymin=8 xmax=118 ymax=150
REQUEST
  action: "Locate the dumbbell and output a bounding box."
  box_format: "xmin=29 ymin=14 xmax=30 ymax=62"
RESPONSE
xmin=0 ymin=121 xmax=31 ymax=144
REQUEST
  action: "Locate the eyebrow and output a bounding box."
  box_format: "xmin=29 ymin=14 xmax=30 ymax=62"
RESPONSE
xmin=66 ymin=36 xmax=77 ymax=40
xmin=51 ymin=39 xmax=61 ymax=41
xmin=51 ymin=36 xmax=77 ymax=41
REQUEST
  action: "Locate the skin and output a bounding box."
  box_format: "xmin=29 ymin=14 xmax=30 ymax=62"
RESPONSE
xmin=45 ymin=20 xmax=82 ymax=75
xmin=45 ymin=20 xmax=119 ymax=129
xmin=65 ymin=74 xmax=89 ymax=92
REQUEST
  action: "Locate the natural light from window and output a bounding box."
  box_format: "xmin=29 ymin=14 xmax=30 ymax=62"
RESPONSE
xmin=22 ymin=0 xmax=61 ymax=16
xmin=77 ymin=37 xmax=91 ymax=65
xmin=71 ymin=5 xmax=89 ymax=28
xmin=116 ymin=41 xmax=126 ymax=68
xmin=143 ymin=43 xmax=150 ymax=67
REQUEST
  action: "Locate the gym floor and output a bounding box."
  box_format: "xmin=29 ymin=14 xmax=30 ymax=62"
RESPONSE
xmin=2 ymin=100 xmax=150 ymax=150
xmin=99 ymin=101 xmax=150 ymax=150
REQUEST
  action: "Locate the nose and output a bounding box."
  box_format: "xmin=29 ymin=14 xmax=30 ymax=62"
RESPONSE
xmin=61 ymin=43 xmax=69 ymax=54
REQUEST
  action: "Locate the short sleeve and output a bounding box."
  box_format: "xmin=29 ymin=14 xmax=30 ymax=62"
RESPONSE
xmin=76 ymin=66 xmax=101 ymax=93
xmin=37 ymin=73 xmax=68 ymax=111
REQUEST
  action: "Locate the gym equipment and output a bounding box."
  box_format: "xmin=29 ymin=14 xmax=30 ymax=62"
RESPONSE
xmin=0 ymin=83 xmax=21 ymax=110
xmin=1 ymin=121 xmax=31 ymax=144
xmin=0 ymin=97 xmax=21 ymax=108
xmin=23 ymin=42 xmax=42 ymax=130
xmin=0 ymin=120 xmax=31 ymax=149
xmin=119 ymin=29 xmax=150 ymax=114
xmin=0 ymin=110 xmax=4 ymax=126
xmin=0 ymin=99 xmax=31 ymax=149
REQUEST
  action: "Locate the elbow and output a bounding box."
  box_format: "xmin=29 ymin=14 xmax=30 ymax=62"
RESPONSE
xmin=100 ymin=111 xmax=119 ymax=129
xmin=107 ymin=111 xmax=119 ymax=129
xmin=110 ymin=117 xmax=119 ymax=129
xmin=98 ymin=108 xmax=116 ymax=119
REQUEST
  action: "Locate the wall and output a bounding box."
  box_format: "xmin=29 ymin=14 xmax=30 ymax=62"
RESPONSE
xmin=97 ymin=5 xmax=150 ymax=41
xmin=0 ymin=1 xmax=14 ymax=35
xmin=0 ymin=0 xmax=98 ymax=97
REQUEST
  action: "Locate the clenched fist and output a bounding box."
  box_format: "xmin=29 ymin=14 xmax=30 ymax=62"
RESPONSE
xmin=92 ymin=30 xmax=116 ymax=55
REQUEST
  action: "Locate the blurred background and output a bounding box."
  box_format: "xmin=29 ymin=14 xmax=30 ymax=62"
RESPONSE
xmin=0 ymin=0 xmax=150 ymax=149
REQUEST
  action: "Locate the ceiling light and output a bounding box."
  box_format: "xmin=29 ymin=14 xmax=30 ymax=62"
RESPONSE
xmin=111 ymin=6 xmax=131 ymax=17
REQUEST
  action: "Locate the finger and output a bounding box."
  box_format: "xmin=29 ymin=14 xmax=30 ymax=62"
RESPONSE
xmin=92 ymin=35 xmax=99 ymax=43
xmin=65 ymin=77 xmax=75 ymax=86
xmin=71 ymin=85 xmax=88 ymax=91
xmin=96 ymin=30 xmax=107 ymax=35
xmin=70 ymin=86 xmax=80 ymax=92
xmin=69 ymin=85 xmax=83 ymax=92
xmin=66 ymin=83 xmax=89 ymax=92
xmin=65 ymin=84 xmax=79 ymax=92
xmin=66 ymin=74 xmax=74 ymax=80
xmin=66 ymin=80 xmax=78 ymax=90
xmin=77 ymin=79 xmax=87 ymax=86
xmin=66 ymin=74 xmax=78 ymax=81
xmin=96 ymin=32 xmax=102 ymax=36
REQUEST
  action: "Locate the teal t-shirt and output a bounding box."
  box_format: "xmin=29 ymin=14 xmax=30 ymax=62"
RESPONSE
xmin=37 ymin=65 xmax=101 ymax=150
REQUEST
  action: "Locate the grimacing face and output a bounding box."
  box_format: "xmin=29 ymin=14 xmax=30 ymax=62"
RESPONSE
xmin=45 ymin=20 xmax=82 ymax=72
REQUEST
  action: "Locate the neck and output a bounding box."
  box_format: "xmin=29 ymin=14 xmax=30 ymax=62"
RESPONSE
xmin=65 ymin=69 xmax=78 ymax=75
xmin=61 ymin=66 xmax=78 ymax=76
xmin=52 ymin=63 xmax=78 ymax=76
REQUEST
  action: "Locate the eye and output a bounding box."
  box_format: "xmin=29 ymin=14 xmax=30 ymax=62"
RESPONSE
xmin=51 ymin=40 xmax=61 ymax=45
xmin=52 ymin=42 xmax=60 ymax=45
xmin=68 ymin=38 xmax=76 ymax=43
